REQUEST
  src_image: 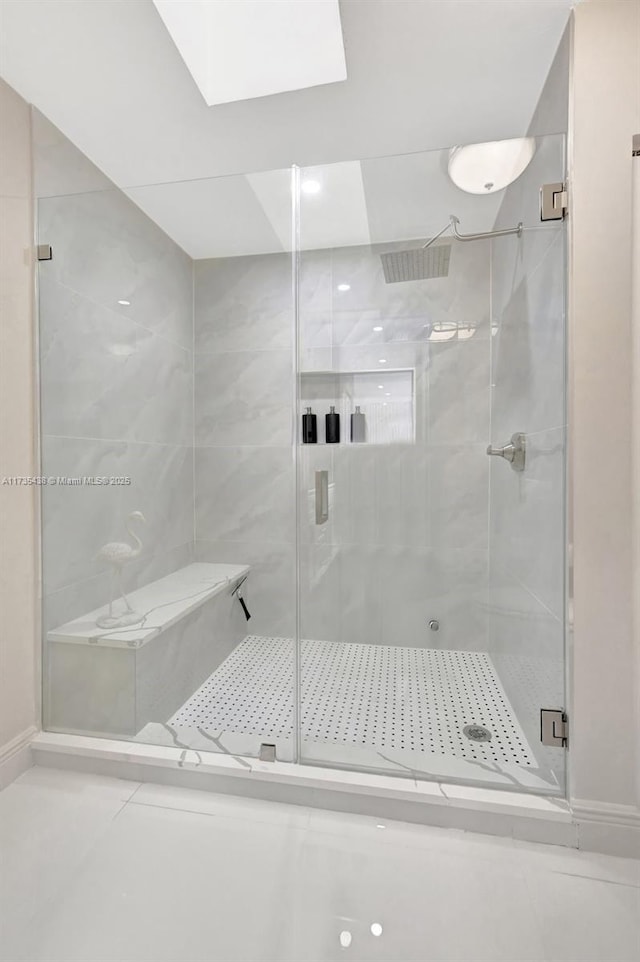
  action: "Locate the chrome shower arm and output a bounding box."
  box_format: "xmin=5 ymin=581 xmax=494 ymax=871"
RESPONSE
xmin=449 ymin=215 xmax=523 ymax=243
xmin=421 ymin=222 xmax=453 ymax=251
xmin=421 ymin=215 xmax=523 ymax=253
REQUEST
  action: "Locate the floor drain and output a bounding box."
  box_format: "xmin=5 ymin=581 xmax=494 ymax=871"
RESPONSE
xmin=463 ymin=724 xmax=492 ymax=742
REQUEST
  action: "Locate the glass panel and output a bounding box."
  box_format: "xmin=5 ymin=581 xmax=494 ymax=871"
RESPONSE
xmin=296 ymin=136 xmax=566 ymax=794
xmin=36 ymin=110 xmax=297 ymax=760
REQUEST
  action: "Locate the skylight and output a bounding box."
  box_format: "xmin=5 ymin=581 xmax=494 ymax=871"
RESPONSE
xmin=153 ymin=0 xmax=347 ymax=106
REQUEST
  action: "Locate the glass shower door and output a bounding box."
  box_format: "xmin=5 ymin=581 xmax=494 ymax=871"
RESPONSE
xmin=36 ymin=108 xmax=299 ymax=762
xmin=295 ymin=138 xmax=567 ymax=795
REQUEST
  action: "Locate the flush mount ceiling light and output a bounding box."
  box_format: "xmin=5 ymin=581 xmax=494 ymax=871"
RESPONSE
xmin=153 ymin=0 xmax=347 ymax=107
xmin=301 ymin=179 xmax=321 ymax=195
xmin=448 ymin=138 xmax=536 ymax=194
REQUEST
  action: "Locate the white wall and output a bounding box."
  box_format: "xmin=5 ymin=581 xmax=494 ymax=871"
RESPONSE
xmin=569 ymin=0 xmax=640 ymax=850
xmin=0 ymin=78 xmax=38 ymax=781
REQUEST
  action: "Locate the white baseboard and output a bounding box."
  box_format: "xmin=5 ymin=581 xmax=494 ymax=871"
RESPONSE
xmin=0 ymin=726 xmax=37 ymax=790
xmin=571 ymin=798 xmax=640 ymax=858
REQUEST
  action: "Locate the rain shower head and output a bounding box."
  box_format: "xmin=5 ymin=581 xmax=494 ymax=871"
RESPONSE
xmin=379 ymin=243 xmax=451 ymax=284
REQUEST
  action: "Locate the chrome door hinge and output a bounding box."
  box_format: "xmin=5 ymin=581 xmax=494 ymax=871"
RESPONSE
xmin=540 ymin=709 xmax=568 ymax=747
xmin=37 ymin=244 xmax=52 ymax=261
xmin=540 ymin=182 xmax=568 ymax=222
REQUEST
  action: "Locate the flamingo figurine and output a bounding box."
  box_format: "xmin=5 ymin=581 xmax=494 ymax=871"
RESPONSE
xmin=96 ymin=510 xmax=147 ymax=629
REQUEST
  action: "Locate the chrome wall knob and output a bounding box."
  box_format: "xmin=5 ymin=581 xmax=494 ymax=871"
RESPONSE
xmin=486 ymin=433 xmax=526 ymax=472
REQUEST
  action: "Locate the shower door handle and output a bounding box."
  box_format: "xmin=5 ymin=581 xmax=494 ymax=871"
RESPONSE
xmin=315 ymin=470 xmax=329 ymax=525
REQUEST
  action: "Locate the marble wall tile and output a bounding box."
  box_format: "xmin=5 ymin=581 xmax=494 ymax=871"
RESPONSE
xmin=379 ymin=546 xmax=489 ymax=651
xmin=36 ymin=122 xmax=198 ymax=737
xmin=195 ymin=539 xmax=296 ymax=638
xmin=299 ymin=347 xmax=334 ymax=372
xmin=195 ymin=253 xmax=292 ymax=353
xmin=300 ymin=544 xmax=489 ymax=650
xmin=300 ymin=248 xmax=333 ymax=315
xmin=195 ymin=350 xmax=293 ymax=447
xmin=337 ymin=543 xmax=384 ymax=646
xmin=299 ymin=543 xmax=342 ymax=641
xmin=38 ymin=190 xmax=193 ymax=350
xmin=489 ymin=426 xmax=565 ymax=622
xmin=488 ymin=579 xmax=564 ymax=662
xmin=40 ymin=276 xmax=193 ymax=446
xmin=43 ymin=542 xmax=194 ymax=634
xmin=328 ymin=242 xmax=490 ymax=336
xmin=194 ymin=242 xmax=498 ymax=654
xmin=428 ymin=335 xmax=491 ymax=445
xmin=428 ymin=443 xmax=489 ymax=551
xmin=41 ymin=436 xmax=194 ymax=594
xmin=195 ymin=446 xmax=294 ymax=545
xmin=372 ymin=444 xmax=430 ymax=548
xmin=491 ymin=229 xmax=565 ymax=439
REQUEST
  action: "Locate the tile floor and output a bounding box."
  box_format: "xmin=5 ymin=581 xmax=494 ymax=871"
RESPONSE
xmin=168 ymin=638 xmax=536 ymax=767
xmin=0 ymin=766 xmax=638 ymax=962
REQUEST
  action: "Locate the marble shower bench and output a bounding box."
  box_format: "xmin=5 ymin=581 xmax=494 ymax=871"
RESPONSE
xmin=46 ymin=563 xmax=250 ymax=738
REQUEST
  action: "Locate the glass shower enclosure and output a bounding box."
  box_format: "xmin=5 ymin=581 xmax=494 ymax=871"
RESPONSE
xmin=36 ymin=109 xmax=567 ymax=797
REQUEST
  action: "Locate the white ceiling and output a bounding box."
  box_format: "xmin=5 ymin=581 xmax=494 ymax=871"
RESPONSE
xmin=152 ymin=0 xmax=347 ymax=106
xmin=1 ymin=0 xmax=573 ymax=257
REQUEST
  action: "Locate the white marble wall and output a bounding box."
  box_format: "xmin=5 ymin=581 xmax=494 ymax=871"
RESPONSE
xmin=37 ymin=121 xmax=195 ymax=639
xmin=300 ymin=243 xmax=491 ymax=650
xmin=194 ymin=253 xmax=296 ymax=638
xmin=195 ymin=241 xmax=491 ymax=648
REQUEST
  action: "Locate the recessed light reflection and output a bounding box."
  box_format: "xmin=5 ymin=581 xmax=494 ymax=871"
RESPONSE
xmin=428 ymin=323 xmax=457 ymax=342
xmin=117 ymin=299 xmax=130 ymax=306
xmin=378 ymin=358 xmax=387 ymax=364
xmin=339 ymin=931 xmax=352 ymax=948
xmin=378 ymin=385 xmax=384 ymax=390
xmin=385 ymin=392 xmax=391 ymax=397
xmin=457 ymin=324 xmax=476 ymax=341
xmin=376 ymin=823 xmax=386 ymax=829
xmin=301 ymin=179 xmax=321 ymax=195
xmin=371 ymin=923 xmax=383 ymax=937
xmin=337 ymin=283 xmax=351 ymax=292
xmin=373 ymin=325 xmax=383 ymax=332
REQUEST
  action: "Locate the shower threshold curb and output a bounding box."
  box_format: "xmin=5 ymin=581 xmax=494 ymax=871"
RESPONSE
xmin=29 ymin=731 xmax=578 ymax=849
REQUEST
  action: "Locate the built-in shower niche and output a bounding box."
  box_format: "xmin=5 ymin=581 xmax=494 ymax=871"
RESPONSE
xmin=299 ymin=369 xmax=415 ymax=445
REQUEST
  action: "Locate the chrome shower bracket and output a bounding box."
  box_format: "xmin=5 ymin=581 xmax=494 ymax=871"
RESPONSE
xmin=486 ymin=432 xmax=526 ymax=472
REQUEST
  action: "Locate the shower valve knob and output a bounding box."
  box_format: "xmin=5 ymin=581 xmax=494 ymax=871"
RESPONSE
xmin=486 ymin=432 xmax=526 ymax=472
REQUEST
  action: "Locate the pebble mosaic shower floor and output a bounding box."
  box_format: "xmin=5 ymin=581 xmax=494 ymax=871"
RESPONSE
xmin=168 ymin=636 xmax=537 ymax=767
